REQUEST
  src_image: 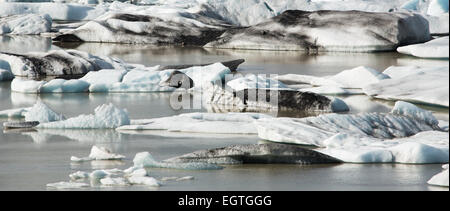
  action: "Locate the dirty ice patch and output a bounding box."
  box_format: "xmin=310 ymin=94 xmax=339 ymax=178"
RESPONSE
xmin=117 ymin=112 xmax=272 ymax=134
xmin=397 ymin=36 xmax=449 ymax=59
xmin=37 ymin=103 xmax=130 ymax=129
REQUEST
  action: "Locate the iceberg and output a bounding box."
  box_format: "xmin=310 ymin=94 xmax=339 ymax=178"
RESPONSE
xmin=53 ymin=12 xmax=228 ymax=45
xmin=206 ymin=10 xmax=430 ymax=52
xmin=37 ymin=103 xmax=130 ymax=129
xmin=132 ymin=151 xmax=223 ymax=170
xmin=427 ymin=164 xmax=449 ymax=187
xmin=0 ymin=107 xmax=29 ymax=118
xmin=256 ymin=101 xmax=448 ymax=164
xmin=257 ymin=101 xmax=441 ymax=147
xmin=164 ymin=143 xmax=342 ymax=165
xmin=71 ymin=146 xmax=126 ymax=162
xmin=23 ymin=101 xmax=65 ymax=123
xmin=69 ymin=171 xmax=89 ymax=181
xmin=0 ymin=14 xmax=51 ymax=35
xmin=0 ymin=49 xmax=125 ymax=78
xmin=397 ymin=36 xmax=449 ymax=59
xmin=363 ymin=66 xmax=449 ymax=107
xmin=117 ymin=112 xmax=272 ymax=134
xmin=276 ymin=66 xmax=391 ymax=89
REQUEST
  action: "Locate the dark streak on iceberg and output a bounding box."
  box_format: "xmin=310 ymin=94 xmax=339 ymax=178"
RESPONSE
xmin=164 ymin=143 xmax=342 ymax=165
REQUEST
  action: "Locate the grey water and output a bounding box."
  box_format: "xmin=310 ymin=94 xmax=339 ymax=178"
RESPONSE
xmin=0 ymin=35 xmax=448 ymax=191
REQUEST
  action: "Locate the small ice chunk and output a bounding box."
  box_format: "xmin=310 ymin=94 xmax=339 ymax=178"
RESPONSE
xmin=176 ymin=176 xmax=194 ymax=181
xmin=70 ymin=156 xmax=92 ymax=162
xmin=24 ymin=101 xmax=65 ymax=123
xmin=46 ymin=181 xmax=89 ymax=189
xmin=89 ymin=170 xmax=112 ymax=180
xmin=69 ymin=171 xmax=89 ymax=181
xmin=127 ymin=176 xmax=161 ymax=187
xmin=88 ymin=146 xmax=126 ymax=160
xmin=127 ymin=168 xmax=148 ymax=177
xmin=0 ymin=68 xmax=14 ymax=81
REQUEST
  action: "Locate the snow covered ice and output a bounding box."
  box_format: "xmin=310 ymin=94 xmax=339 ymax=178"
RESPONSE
xmin=397 ymin=36 xmax=449 ymax=59
xmin=37 ymin=103 xmax=130 ymax=129
xmin=118 ymin=112 xmax=272 ymax=134
xmin=427 ymin=164 xmax=449 ymax=187
xmin=0 ymin=14 xmax=52 ymax=35
xmin=256 ymin=101 xmax=448 ymax=164
xmin=363 ymin=66 xmax=449 ymax=107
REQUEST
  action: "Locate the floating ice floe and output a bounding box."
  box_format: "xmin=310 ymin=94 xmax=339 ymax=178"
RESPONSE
xmin=206 ymin=10 xmax=430 ymax=52
xmin=71 ymin=146 xmax=126 ymax=162
xmin=256 ymin=101 xmax=448 ymax=164
xmin=0 ymin=49 xmax=125 ymax=78
xmin=100 ymin=177 xmax=130 ymax=186
xmin=127 ymin=176 xmax=161 ymax=187
xmin=427 ymin=164 xmax=449 ymax=187
xmin=164 ymin=143 xmax=342 ymax=165
xmin=277 ymin=66 xmax=390 ymax=90
xmin=37 ymin=103 xmax=130 ymax=129
xmin=46 ymin=181 xmax=90 ymax=189
xmin=132 ymin=152 xmax=223 ymax=170
xmin=69 ymin=171 xmax=89 ymax=181
xmin=0 ymin=14 xmax=51 ymax=35
xmin=363 ymin=66 xmax=449 ymax=107
xmin=397 ymin=36 xmax=449 ymax=59
xmin=118 ymin=112 xmax=272 ymax=134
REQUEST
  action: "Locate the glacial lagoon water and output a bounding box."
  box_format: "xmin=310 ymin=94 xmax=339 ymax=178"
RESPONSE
xmin=0 ymin=35 xmax=448 ymax=191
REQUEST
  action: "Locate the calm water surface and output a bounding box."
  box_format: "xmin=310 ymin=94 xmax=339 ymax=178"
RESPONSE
xmin=0 ymin=36 xmax=448 ymax=191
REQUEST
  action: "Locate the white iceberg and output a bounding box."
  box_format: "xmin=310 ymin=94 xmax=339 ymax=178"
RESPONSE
xmin=276 ymin=66 xmax=390 ymax=89
xmin=118 ymin=112 xmax=272 ymax=134
xmin=226 ymin=74 xmax=289 ymax=91
xmin=71 ymin=145 xmax=126 ymax=162
xmin=0 ymin=14 xmax=51 ymax=35
xmin=0 ymin=2 xmax=108 ymax=21
xmin=24 ymin=101 xmax=65 ymax=123
xmin=38 ymin=103 xmax=130 ymax=129
xmin=363 ymin=66 xmax=449 ymax=107
xmin=132 ymin=152 xmax=223 ymax=170
xmin=397 ymin=36 xmax=449 ymax=59
xmin=427 ymin=164 xmax=449 ymax=187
